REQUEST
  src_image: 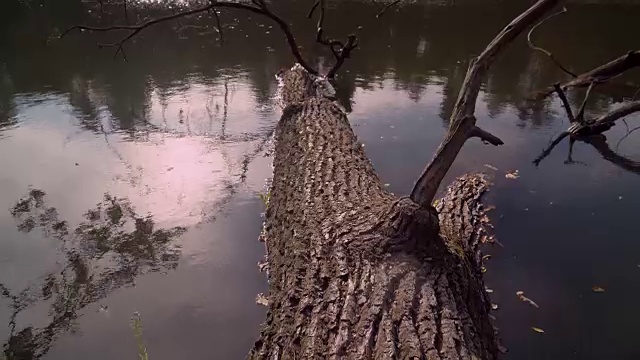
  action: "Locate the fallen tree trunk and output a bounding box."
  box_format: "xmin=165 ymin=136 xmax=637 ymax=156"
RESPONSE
xmin=248 ymin=0 xmax=562 ymax=357
xmin=250 ymin=67 xmax=497 ymax=359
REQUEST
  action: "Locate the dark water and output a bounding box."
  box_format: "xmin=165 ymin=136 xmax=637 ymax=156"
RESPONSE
xmin=1 ymin=0 xmax=640 ymax=359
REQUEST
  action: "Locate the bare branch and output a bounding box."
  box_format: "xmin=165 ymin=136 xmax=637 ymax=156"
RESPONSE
xmin=312 ymin=0 xmax=359 ymax=78
xmin=527 ymin=7 xmax=577 ymax=78
xmin=590 ymin=100 xmax=640 ymax=127
xmin=326 ymin=35 xmax=358 ymax=78
xmin=534 ymin=50 xmax=640 ymax=98
xmin=376 ymin=0 xmax=403 ymax=18
xmin=212 ymin=8 xmax=224 ymax=46
xmin=470 ymin=126 xmax=504 ymax=146
xmin=410 ymin=0 xmax=560 ymax=207
xmin=553 ymin=82 xmax=575 ymax=122
xmin=62 ymin=1 xmax=320 ymax=75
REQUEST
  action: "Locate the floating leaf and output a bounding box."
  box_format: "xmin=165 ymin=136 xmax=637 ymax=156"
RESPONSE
xmin=516 ymin=291 xmax=539 ymax=308
xmin=505 ymin=170 xmax=520 ymax=179
xmin=484 ymin=205 xmax=497 ymax=212
xmin=491 ymin=303 xmax=499 ymax=310
xmin=481 ymin=266 xmax=487 ymax=273
xmin=531 ymin=327 xmax=545 ymax=334
xmin=485 ymin=288 xmax=494 ymax=293
xmin=592 ymin=286 xmax=606 ymax=293
xmin=256 ymin=293 xmax=269 ymax=306
xmin=257 ymin=260 xmax=268 ymax=272
xmin=482 ymin=254 xmax=492 ymax=261
xmin=484 ymin=164 xmax=499 ymax=171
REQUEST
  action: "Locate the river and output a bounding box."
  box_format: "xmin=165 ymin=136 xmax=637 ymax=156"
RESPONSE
xmin=1 ymin=0 xmax=639 ymax=359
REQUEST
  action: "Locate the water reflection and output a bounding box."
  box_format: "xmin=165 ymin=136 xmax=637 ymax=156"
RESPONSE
xmin=1 ymin=0 xmax=640 ymax=359
xmin=2 ymin=190 xmax=185 ymax=359
xmin=2 ymin=0 xmax=639 ymax=136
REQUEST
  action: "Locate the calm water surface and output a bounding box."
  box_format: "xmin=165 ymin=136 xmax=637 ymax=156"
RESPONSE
xmin=1 ymin=0 xmax=640 ymax=359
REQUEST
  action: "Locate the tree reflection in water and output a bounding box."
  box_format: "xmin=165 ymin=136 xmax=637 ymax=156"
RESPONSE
xmin=1 ymin=189 xmax=186 ymax=360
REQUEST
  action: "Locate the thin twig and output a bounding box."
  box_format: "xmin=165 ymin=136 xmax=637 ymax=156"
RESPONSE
xmin=212 ymin=8 xmax=224 ymax=46
xmin=376 ymin=0 xmax=403 ymax=18
xmin=61 ymin=4 xmax=216 ymax=37
xmin=310 ymin=0 xmax=359 ymax=77
xmin=62 ymin=1 xmax=320 ymax=75
xmin=307 ymin=0 xmax=320 ymax=18
xmin=615 ymin=124 xmax=640 ymax=152
xmin=527 ymin=7 xmax=577 ymax=78
xmin=123 ymin=0 xmax=129 ymax=24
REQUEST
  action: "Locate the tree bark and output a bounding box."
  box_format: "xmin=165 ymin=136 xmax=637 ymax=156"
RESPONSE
xmin=249 ymin=0 xmax=563 ymax=357
xmin=250 ymin=67 xmax=497 ymax=360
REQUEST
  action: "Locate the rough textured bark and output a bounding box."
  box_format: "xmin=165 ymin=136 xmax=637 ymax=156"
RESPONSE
xmin=249 ymin=1 xmax=564 ymax=357
xmin=250 ymin=67 xmax=497 ymax=360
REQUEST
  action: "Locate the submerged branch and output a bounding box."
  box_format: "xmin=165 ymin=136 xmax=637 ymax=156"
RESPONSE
xmin=533 ymin=101 xmax=640 ymax=167
xmin=533 ymin=131 xmax=570 ymax=166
